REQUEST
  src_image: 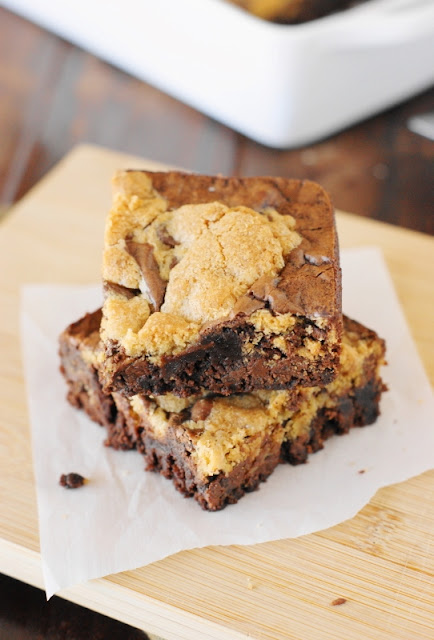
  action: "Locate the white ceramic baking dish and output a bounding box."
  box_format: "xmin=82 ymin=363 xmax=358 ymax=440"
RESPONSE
xmin=4 ymin=0 xmax=434 ymax=147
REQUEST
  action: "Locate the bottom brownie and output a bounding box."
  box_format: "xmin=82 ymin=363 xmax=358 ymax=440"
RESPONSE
xmin=59 ymin=310 xmax=132 ymax=451
xmin=59 ymin=312 xmax=386 ymax=510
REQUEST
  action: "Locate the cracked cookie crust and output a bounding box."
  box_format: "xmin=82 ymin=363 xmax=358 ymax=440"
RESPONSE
xmin=100 ymin=171 xmax=342 ymax=397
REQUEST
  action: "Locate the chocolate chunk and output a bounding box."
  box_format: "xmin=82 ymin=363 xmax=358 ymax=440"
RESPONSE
xmin=104 ymin=281 xmax=140 ymax=300
xmin=59 ymin=473 xmax=85 ymax=489
xmin=156 ymin=225 xmax=179 ymax=247
xmin=249 ymin=274 xmax=279 ymax=302
xmin=168 ymin=408 xmax=191 ymax=427
xmin=191 ymin=398 xmax=213 ymax=422
xmin=125 ymin=240 xmax=166 ymax=311
xmin=169 ymin=256 xmax=179 ymax=270
xmin=231 ymin=295 xmax=265 ymax=317
xmin=249 ymin=274 xmax=299 ymax=315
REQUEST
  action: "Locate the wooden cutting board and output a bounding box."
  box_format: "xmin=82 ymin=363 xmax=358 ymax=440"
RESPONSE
xmin=0 ymin=145 xmax=433 ymax=640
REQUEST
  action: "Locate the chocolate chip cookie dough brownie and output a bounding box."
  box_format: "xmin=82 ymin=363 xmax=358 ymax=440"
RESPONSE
xmin=60 ymin=311 xmax=386 ymax=511
xmin=100 ymin=171 xmax=342 ymax=397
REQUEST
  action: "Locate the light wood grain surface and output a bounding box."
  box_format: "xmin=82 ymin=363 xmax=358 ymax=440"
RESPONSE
xmin=0 ymin=145 xmax=433 ymax=640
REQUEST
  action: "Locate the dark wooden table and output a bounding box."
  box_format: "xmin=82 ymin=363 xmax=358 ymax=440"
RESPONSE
xmin=2 ymin=7 xmax=433 ymax=234
xmin=0 ymin=6 xmax=433 ymax=640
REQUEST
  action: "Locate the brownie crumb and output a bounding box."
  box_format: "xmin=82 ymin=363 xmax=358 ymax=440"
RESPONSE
xmin=331 ymin=597 xmax=347 ymax=606
xmin=358 ymin=469 xmax=366 ymax=474
xmin=59 ymin=473 xmax=85 ymax=489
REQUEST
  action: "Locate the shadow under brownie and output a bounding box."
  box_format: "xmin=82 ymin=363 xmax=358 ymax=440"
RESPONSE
xmin=100 ymin=171 xmax=342 ymax=398
xmin=60 ymin=311 xmax=386 ymax=511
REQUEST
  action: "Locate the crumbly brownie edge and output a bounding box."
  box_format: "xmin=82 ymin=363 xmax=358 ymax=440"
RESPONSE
xmin=281 ymin=377 xmax=385 ymax=465
xmin=103 ymin=318 xmax=341 ymax=397
xmin=140 ymin=428 xmax=282 ymax=511
xmin=59 ymin=311 xmax=134 ymax=451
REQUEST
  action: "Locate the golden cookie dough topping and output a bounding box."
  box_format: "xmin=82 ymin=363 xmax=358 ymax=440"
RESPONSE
xmin=102 ymin=172 xmax=302 ymax=357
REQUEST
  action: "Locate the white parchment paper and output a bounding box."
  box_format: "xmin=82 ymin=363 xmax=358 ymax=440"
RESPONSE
xmin=20 ymin=247 xmax=434 ymax=598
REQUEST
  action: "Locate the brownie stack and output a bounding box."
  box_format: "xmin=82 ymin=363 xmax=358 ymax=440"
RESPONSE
xmin=59 ymin=171 xmax=386 ymax=510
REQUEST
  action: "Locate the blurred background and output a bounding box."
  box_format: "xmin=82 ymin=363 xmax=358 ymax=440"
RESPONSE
xmin=0 ymin=1 xmax=433 ymax=638
xmin=1 ymin=0 xmax=433 ymax=234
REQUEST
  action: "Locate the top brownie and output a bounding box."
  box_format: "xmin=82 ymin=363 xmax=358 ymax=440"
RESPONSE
xmin=99 ymin=171 xmax=342 ymax=397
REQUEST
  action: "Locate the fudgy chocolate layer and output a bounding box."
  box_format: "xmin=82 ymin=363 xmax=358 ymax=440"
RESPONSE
xmin=107 ymin=318 xmax=339 ymax=397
